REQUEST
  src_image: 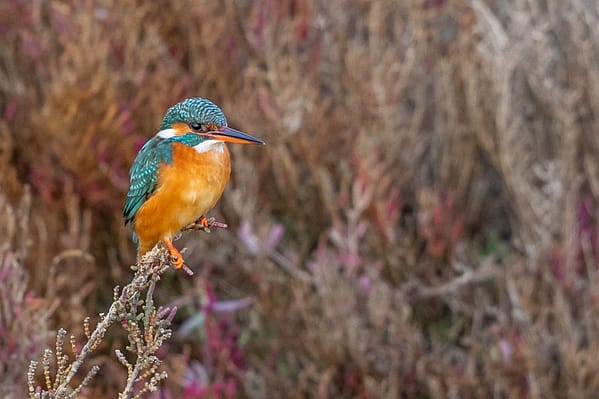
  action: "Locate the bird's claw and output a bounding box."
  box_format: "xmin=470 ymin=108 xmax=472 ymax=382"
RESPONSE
xmin=168 ymin=251 xmax=194 ymax=275
xmin=163 ymin=238 xmax=193 ymax=274
xmin=185 ymin=216 xmax=228 ymax=233
xmin=170 ymin=253 xmax=184 ymax=268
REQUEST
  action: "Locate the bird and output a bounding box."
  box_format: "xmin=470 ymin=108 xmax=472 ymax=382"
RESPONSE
xmin=124 ymin=97 xmax=265 ymax=268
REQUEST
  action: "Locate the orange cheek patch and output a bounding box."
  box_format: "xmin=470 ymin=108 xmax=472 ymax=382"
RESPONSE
xmin=171 ymin=122 xmax=191 ymax=136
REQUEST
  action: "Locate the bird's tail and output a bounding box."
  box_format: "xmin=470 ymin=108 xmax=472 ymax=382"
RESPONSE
xmin=132 ymin=231 xmax=139 ymax=247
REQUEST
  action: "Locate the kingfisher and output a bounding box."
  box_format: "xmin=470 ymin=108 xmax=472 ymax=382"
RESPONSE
xmin=124 ymin=97 xmax=264 ymax=268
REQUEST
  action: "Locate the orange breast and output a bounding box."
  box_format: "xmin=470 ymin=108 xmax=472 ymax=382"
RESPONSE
xmin=134 ymin=142 xmax=231 ymax=255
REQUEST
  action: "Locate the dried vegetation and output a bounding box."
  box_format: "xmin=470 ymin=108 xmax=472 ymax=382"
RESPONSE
xmin=2 ymin=0 xmax=599 ymax=398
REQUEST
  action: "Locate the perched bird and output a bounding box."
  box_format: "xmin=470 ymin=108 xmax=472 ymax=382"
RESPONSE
xmin=124 ymin=97 xmax=264 ymax=268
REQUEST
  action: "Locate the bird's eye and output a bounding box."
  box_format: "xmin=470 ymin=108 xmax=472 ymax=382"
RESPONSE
xmin=190 ymin=122 xmax=205 ymax=132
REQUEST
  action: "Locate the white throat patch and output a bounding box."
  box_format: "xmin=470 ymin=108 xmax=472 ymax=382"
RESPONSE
xmin=156 ymin=128 xmax=176 ymax=138
xmin=193 ymin=140 xmax=225 ymax=153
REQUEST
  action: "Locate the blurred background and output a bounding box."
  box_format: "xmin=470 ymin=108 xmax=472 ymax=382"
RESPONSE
xmin=2 ymin=0 xmax=599 ymax=397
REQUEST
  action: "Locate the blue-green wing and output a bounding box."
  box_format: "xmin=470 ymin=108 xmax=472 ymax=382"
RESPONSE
xmin=123 ymin=138 xmax=173 ymax=225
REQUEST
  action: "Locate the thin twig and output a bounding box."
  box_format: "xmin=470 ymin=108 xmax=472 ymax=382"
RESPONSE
xmin=120 ymin=277 xmax=159 ymax=399
xmin=407 ymin=263 xmax=497 ymax=302
xmin=50 ymin=247 xmax=171 ymax=398
xmin=52 ymin=299 xmax=119 ymax=397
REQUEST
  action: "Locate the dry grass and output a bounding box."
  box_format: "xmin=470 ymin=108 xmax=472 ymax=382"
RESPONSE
xmin=2 ymin=0 xmax=599 ymax=397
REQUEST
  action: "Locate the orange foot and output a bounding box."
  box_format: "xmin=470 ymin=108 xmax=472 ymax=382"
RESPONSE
xmin=186 ymin=215 xmax=228 ymax=232
xmin=163 ymin=238 xmax=184 ymax=268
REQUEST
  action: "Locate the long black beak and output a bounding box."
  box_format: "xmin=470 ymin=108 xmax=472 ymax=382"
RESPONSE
xmin=207 ymin=126 xmax=265 ymax=144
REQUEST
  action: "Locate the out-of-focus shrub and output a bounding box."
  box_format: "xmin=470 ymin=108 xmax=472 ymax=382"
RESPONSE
xmin=3 ymin=0 xmax=599 ymax=397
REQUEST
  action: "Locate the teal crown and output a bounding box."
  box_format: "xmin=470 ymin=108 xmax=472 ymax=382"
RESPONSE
xmin=160 ymin=97 xmax=227 ymax=130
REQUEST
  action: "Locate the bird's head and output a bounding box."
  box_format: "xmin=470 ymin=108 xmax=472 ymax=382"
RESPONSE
xmin=157 ymin=97 xmax=265 ymax=145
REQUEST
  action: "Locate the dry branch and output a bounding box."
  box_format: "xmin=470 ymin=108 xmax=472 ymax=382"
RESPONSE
xmin=28 ymin=246 xmax=177 ymax=399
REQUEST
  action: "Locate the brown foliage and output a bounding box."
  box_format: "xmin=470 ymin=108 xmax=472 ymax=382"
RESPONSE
xmin=2 ymin=0 xmax=599 ymax=397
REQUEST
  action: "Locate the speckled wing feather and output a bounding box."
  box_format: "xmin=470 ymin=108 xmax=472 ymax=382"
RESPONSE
xmin=124 ymin=138 xmax=173 ymax=225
